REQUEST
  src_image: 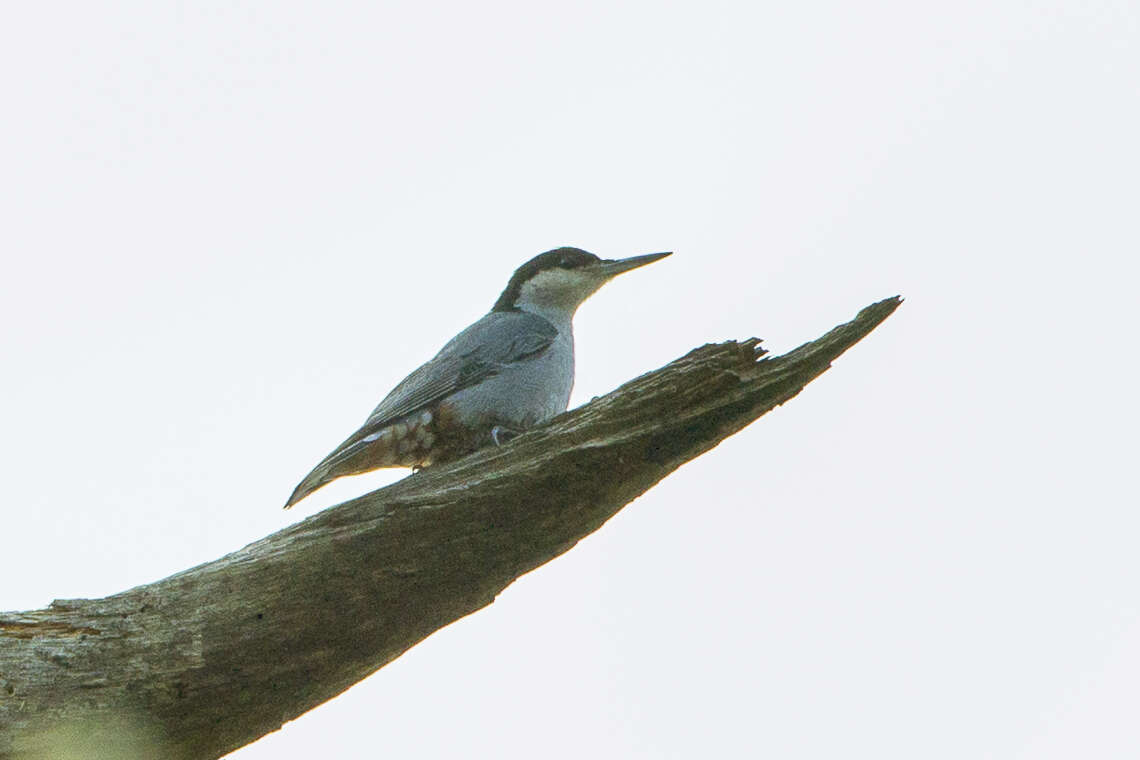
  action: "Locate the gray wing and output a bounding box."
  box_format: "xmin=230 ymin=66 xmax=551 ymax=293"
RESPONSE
xmin=362 ymin=310 xmax=558 ymax=431
xmin=285 ymin=311 xmax=557 ymax=507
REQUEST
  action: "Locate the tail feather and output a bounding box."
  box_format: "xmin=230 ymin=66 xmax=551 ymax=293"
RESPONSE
xmin=283 ymin=465 xmax=334 ymax=509
xmin=284 ymin=409 xmax=448 ymax=509
xmin=283 ymin=431 xmax=404 ymax=509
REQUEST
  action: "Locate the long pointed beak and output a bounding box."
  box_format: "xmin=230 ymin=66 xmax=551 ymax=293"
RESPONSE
xmin=598 ymin=251 xmax=672 ymax=278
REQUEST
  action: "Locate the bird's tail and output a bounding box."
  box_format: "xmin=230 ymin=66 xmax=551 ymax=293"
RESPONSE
xmin=283 ymin=465 xmax=335 ymax=509
xmin=283 ymin=426 xmax=408 ymax=509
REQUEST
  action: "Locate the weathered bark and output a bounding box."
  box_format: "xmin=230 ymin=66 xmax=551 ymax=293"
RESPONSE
xmin=0 ymin=297 xmax=900 ymax=759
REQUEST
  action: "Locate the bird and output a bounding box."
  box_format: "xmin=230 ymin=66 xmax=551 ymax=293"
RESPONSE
xmin=283 ymin=247 xmax=671 ymax=508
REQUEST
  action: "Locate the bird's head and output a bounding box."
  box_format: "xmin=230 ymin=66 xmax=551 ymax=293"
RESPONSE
xmin=492 ymin=247 xmax=671 ymax=318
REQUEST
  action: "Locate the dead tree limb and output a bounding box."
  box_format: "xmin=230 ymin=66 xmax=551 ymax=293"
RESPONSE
xmin=0 ymin=297 xmax=901 ymax=759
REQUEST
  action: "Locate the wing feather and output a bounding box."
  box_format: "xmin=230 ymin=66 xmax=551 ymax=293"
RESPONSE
xmin=362 ymin=311 xmax=557 ymax=430
xmin=286 ymin=311 xmax=558 ymax=506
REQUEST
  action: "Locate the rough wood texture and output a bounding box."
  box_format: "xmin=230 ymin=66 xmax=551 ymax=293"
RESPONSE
xmin=0 ymin=297 xmax=900 ymax=759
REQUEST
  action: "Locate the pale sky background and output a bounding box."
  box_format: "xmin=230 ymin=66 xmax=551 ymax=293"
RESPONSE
xmin=2 ymin=1 xmax=1138 ymax=757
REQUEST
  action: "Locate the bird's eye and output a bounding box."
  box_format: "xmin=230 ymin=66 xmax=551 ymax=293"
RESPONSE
xmin=559 ymin=257 xmax=575 ymax=269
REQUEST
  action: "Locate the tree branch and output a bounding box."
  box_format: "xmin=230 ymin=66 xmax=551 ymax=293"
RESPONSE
xmin=0 ymin=297 xmax=901 ymax=759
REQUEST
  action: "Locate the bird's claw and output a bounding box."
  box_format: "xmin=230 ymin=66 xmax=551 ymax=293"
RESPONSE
xmin=490 ymin=425 xmax=520 ymax=446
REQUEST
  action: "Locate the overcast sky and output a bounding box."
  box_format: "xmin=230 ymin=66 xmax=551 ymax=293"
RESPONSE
xmin=2 ymin=1 xmax=1138 ymax=757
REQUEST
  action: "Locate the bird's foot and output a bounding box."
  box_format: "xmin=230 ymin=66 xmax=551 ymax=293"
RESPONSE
xmin=490 ymin=425 xmax=521 ymax=446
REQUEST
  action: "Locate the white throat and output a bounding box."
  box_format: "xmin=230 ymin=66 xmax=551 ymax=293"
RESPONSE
xmin=515 ymin=299 xmax=576 ymax=333
xmin=513 ymin=268 xmax=606 ymax=329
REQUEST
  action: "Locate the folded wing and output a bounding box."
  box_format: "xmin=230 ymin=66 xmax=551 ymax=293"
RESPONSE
xmin=284 ymin=311 xmax=558 ymax=508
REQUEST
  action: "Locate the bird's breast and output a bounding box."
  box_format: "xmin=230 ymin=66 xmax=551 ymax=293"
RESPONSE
xmin=446 ymin=328 xmax=574 ymax=431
